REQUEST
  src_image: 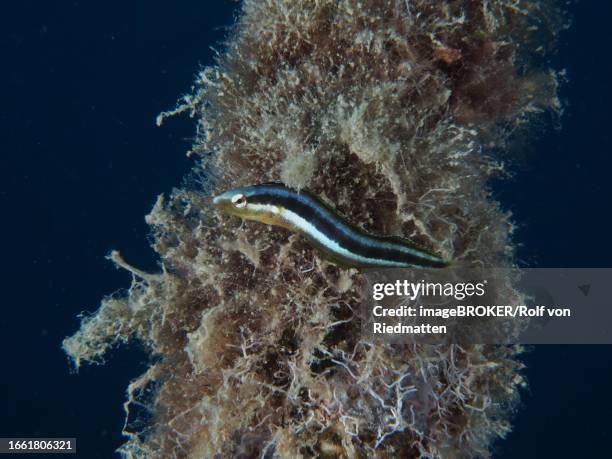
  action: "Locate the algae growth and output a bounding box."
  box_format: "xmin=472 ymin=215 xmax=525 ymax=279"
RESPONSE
xmin=64 ymin=1 xmax=567 ymax=457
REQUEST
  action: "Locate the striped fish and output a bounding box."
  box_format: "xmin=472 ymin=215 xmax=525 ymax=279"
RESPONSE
xmin=212 ymin=183 xmax=450 ymax=269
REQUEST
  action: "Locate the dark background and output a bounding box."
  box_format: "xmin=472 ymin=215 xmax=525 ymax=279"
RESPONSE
xmin=1 ymin=1 xmax=610 ymax=458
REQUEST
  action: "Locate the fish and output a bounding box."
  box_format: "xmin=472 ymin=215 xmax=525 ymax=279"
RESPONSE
xmin=212 ymin=183 xmax=450 ymax=269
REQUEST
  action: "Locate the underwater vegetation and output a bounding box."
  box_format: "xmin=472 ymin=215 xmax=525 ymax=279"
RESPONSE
xmin=64 ymin=1 xmax=567 ymax=457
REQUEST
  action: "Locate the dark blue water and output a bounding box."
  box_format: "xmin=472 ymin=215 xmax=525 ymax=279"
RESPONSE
xmin=493 ymin=4 xmax=612 ymax=456
xmin=1 ymin=2 xmax=610 ymax=458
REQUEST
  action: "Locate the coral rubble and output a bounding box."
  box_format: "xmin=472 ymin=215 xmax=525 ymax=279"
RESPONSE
xmin=64 ymin=1 xmax=567 ymax=457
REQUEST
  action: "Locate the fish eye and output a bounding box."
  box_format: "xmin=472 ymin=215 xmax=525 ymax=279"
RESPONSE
xmin=231 ymin=193 xmax=247 ymax=208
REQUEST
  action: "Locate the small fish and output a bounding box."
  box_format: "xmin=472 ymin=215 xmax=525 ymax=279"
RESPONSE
xmin=213 ymin=183 xmax=450 ymax=269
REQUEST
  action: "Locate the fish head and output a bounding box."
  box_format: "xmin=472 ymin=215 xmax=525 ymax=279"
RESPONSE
xmin=212 ymin=185 xmax=284 ymax=226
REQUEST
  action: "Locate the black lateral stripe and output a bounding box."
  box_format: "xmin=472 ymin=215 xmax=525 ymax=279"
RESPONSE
xmin=249 ymin=185 xmax=447 ymax=268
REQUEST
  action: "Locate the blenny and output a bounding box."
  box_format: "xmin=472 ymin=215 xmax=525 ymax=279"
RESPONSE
xmin=212 ymin=183 xmax=450 ymax=269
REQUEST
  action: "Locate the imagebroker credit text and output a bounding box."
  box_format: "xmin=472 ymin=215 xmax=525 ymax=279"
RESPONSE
xmin=372 ymin=305 xmax=571 ymax=319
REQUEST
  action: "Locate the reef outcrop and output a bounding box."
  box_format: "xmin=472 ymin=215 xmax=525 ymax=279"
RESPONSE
xmin=64 ymin=1 xmax=567 ymax=457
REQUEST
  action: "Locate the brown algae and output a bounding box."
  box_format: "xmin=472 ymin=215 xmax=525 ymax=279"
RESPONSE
xmin=63 ymin=1 xmax=568 ymax=457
